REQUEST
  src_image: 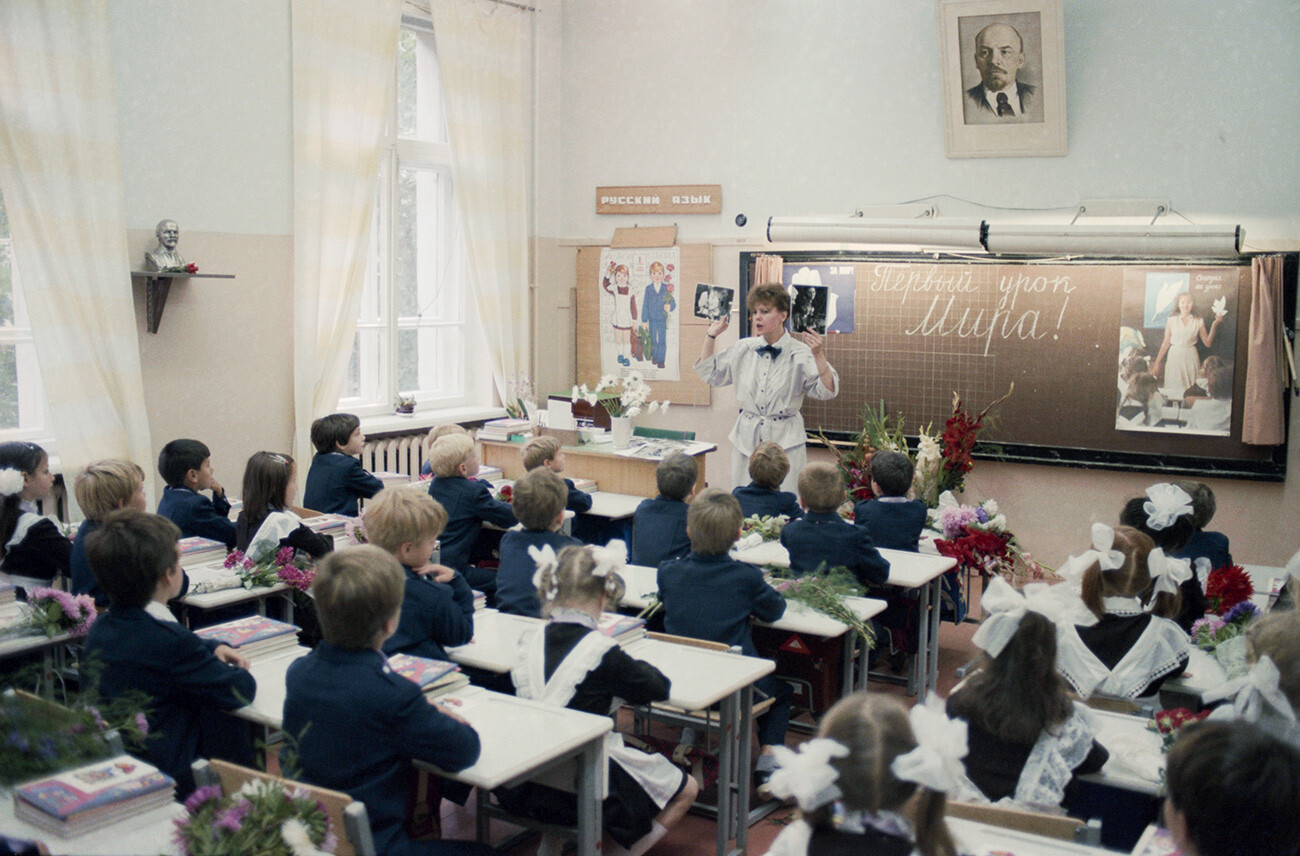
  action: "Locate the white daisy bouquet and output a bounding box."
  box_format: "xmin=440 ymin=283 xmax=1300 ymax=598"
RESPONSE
xmin=573 ymin=371 xmax=670 ymax=418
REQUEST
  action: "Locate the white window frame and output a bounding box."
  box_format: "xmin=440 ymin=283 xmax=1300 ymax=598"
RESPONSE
xmin=0 ymin=198 xmax=53 ymax=447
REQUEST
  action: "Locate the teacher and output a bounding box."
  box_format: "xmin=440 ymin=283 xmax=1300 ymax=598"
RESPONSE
xmin=695 ymin=283 xmax=839 ymax=492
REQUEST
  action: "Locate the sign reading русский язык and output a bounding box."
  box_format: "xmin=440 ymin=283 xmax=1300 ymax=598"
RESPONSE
xmin=596 ymin=185 xmax=722 ymax=215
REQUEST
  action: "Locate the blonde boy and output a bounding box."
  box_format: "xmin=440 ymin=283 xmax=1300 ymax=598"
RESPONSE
xmin=71 ymin=460 xmax=148 ymax=604
xmin=365 ymin=489 xmax=474 ymax=661
xmin=521 ymin=435 xmax=593 ymax=513
xmin=420 ymin=423 xmax=470 ymax=477
xmin=425 ymin=433 xmax=516 ymax=597
xmin=732 ymin=441 xmax=801 ymax=520
xmin=496 ymin=468 xmax=578 ymax=617
xmin=780 ymin=461 xmax=889 ymax=587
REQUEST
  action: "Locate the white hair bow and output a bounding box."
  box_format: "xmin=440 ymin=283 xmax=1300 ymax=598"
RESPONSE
xmin=890 ymin=694 xmax=968 ymax=794
xmin=529 ymin=544 xmax=560 ymax=601
xmin=766 ymin=738 xmax=849 ymax=811
xmin=1147 ymin=548 xmax=1193 ymax=597
xmin=970 ymin=577 xmax=1068 ymax=659
xmin=1059 ymin=523 xmax=1126 ymax=585
xmin=589 ymin=539 xmax=627 ymax=578
xmin=1143 ymin=483 xmax=1193 ymax=531
xmin=1203 ymin=656 xmax=1296 ymax=724
xmin=0 ymin=468 xmax=24 ymax=498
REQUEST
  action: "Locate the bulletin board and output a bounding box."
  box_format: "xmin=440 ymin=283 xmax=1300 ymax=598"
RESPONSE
xmin=741 ymin=251 xmax=1297 ymax=480
xmin=576 ymin=243 xmax=713 ymax=405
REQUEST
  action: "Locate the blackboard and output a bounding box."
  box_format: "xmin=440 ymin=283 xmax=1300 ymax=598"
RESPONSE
xmin=740 ymin=252 xmax=1296 ymax=480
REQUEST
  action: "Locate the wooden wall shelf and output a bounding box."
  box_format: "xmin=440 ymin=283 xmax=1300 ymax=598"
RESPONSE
xmin=129 ymin=271 xmax=234 ymax=333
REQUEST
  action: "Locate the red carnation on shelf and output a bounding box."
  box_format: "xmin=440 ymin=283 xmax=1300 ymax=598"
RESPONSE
xmin=184 ymin=262 xmax=198 ymax=273
xmin=1205 ymin=564 xmax=1253 ymax=615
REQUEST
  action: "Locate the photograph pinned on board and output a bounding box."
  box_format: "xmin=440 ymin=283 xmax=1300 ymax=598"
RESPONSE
xmin=788 ymin=283 xmax=829 ymax=335
xmin=693 ymin=283 xmax=734 ymax=321
xmin=784 ymin=264 xmax=853 ymax=333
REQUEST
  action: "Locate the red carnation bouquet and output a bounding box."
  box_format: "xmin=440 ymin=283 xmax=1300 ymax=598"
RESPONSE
xmin=1148 ymin=707 xmax=1211 ymax=752
xmin=1205 ymin=564 xmax=1253 ymax=615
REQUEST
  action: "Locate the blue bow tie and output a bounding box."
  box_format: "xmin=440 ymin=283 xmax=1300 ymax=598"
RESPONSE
xmin=757 ymin=344 xmax=781 ymax=358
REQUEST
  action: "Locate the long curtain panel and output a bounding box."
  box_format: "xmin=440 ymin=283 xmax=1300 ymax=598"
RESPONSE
xmin=1242 ymin=254 xmax=1287 ymax=445
xmin=290 ymin=0 xmax=401 ymax=468
xmin=429 ymin=0 xmax=531 ymax=405
xmin=0 ymin=0 xmax=154 ymax=487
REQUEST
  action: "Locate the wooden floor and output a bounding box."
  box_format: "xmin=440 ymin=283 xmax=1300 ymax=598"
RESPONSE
xmin=437 ymin=618 xmax=982 ymax=855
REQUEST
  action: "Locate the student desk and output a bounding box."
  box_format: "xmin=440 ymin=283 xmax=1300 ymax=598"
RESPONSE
xmin=947 ymin=816 xmax=1114 ymax=855
xmin=1159 ymin=647 xmax=1227 ymax=707
xmin=0 ymin=794 xmax=186 ymax=855
xmin=479 ymin=438 xmax=714 ymax=497
xmin=0 ymin=601 xmax=74 ymax=681
xmin=178 ymin=582 xmax=294 ymax=628
xmin=446 ymin=611 xmax=775 ymax=856
xmin=618 ymin=563 xmax=887 ymax=695
xmin=584 ymin=491 xmax=645 ymax=521
xmin=1079 ymin=708 xmax=1165 ymax=796
xmin=729 ymin=541 xmax=956 ymax=695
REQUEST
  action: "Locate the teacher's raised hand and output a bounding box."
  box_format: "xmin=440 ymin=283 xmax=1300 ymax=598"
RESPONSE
xmin=801 ymin=328 xmax=824 ymax=356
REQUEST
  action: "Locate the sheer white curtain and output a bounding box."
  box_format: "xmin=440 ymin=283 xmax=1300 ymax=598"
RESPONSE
xmin=0 ymin=0 xmax=153 ymax=483
xmin=429 ymin=0 xmax=531 ymax=405
xmin=290 ymin=0 xmax=401 ymax=467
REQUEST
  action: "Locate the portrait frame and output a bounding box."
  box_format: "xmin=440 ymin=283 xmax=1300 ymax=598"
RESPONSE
xmin=937 ymin=0 xmax=1066 ymax=158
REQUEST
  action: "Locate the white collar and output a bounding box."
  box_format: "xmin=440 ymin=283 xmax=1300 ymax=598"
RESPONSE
xmin=876 ymin=496 xmax=910 ymax=503
xmin=981 ymin=82 xmax=1022 ymax=115
xmin=1102 ymin=596 xmax=1144 ymax=616
xmin=17 ymin=499 xmax=37 ymax=515
xmin=145 ymin=600 xmax=178 ymax=624
xmin=549 ymin=607 xmax=598 ymax=629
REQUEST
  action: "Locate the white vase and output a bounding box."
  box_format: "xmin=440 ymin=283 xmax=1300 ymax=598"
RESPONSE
xmin=611 ymin=416 xmax=633 ymax=449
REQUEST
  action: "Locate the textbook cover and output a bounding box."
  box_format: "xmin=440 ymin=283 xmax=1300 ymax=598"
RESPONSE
xmin=15 ymin=755 xmax=175 ymax=835
xmin=301 ymin=513 xmax=351 ymax=534
xmin=195 ymin=615 xmax=298 ymax=650
xmin=597 ymin=612 xmax=646 ymax=643
xmin=387 ymin=653 xmax=462 ymax=690
xmin=178 ymin=536 xmax=227 ymax=558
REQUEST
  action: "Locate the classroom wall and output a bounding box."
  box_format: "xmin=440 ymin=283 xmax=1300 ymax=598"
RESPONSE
xmin=534 ymin=0 xmax=1300 ymax=566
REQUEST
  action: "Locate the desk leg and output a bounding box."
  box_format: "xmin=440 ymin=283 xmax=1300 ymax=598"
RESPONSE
xmin=926 ymin=577 xmax=941 ymax=694
xmin=576 ymin=737 xmax=603 ymax=856
xmin=910 ymin=582 xmax=931 ymax=696
xmin=475 ymin=787 xmax=489 ymax=845
xmin=842 ymin=632 xmax=858 ymax=694
xmin=716 ymin=686 xmax=752 ymax=856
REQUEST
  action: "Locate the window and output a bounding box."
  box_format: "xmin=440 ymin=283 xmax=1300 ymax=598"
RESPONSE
xmin=341 ymin=22 xmax=490 ymax=417
xmin=0 ymin=188 xmax=51 ymax=442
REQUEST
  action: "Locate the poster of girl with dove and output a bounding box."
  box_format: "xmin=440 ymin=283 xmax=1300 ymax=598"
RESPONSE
xmin=1115 ymin=269 xmax=1236 ymax=436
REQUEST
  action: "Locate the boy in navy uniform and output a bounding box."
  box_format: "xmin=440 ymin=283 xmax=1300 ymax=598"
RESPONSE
xmin=656 ymin=488 xmax=791 ymax=790
xmin=84 ymin=510 xmax=256 ymax=797
xmin=425 ymin=433 xmax=516 ymax=597
xmin=521 ymin=434 xmax=592 ymax=514
xmin=495 ymin=468 xmax=578 ymax=618
xmin=853 ymin=450 xmax=927 ymax=552
xmin=156 ymin=438 xmax=237 ymax=549
xmin=630 ymin=452 xmax=696 ymax=567
xmin=303 ymin=413 xmax=384 ymax=517
xmin=364 ymin=488 xmax=474 ymax=663
xmin=283 ymin=546 xmax=487 ymax=856
xmin=781 ymin=461 xmax=890 ymax=588
xmin=731 ymin=441 xmax=802 ymax=521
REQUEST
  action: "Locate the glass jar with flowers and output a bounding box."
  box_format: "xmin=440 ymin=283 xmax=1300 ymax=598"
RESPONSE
xmin=573 ymin=372 xmax=670 ymax=449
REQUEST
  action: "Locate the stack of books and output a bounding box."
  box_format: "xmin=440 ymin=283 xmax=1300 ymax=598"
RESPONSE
xmin=387 ymin=653 xmax=468 ymax=695
xmin=177 ymin=536 xmax=228 ymax=564
xmin=570 ymin=477 xmax=598 ymax=493
xmin=597 ymin=612 xmax=647 ymax=646
xmin=472 ymin=589 xmax=488 ymax=611
xmin=14 ymin=755 xmax=176 ymax=837
xmin=0 ymin=581 xmax=15 ymax=606
xmin=196 ymin=616 xmax=300 ymax=659
xmin=476 ymin=418 xmax=532 ymax=442
xmin=476 ymin=464 xmax=504 ymax=483
xmin=300 ymin=513 xmax=351 ymax=536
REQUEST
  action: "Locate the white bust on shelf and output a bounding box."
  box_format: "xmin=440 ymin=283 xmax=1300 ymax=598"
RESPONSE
xmin=145 ymin=219 xmax=184 ymax=270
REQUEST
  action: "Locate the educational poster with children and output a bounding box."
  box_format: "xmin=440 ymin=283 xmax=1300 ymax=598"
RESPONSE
xmin=782 ymin=264 xmax=856 ymax=334
xmin=1116 ymin=268 xmax=1237 ymax=436
xmin=597 ymin=247 xmax=681 ymax=380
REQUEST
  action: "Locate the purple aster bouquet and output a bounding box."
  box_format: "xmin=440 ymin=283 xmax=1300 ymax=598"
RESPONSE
xmin=175 ymin=777 xmax=336 ymax=856
xmin=225 ymin=547 xmax=315 ymax=593
xmin=26 ymin=587 xmax=97 ymax=638
xmin=0 ymin=686 xmax=149 ymax=786
xmin=1190 ymin=601 xmax=1259 ymax=652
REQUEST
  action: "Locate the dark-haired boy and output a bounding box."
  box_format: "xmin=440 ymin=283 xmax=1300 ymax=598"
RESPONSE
xmin=853 ymin=450 xmax=927 ymax=552
xmin=156 ymin=438 xmax=237 ymax=549
xmin=630 ymin=452 xmax=697 ymax=567
xmin=495 ymin=468 xmax=578 ymax=618
xmin=83 ymin=510 xmax=255 ymax=796
xmin=284 ymin=546 xmax=485 ymax=856
xmin=303 ymin=413 xmax=384 ymax=517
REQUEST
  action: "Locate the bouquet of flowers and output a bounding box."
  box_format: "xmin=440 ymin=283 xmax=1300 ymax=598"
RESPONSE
xmin=1147 ymin=706 xmax=1211 ymax=752
xmin=25 ymin=587 xmax=97 ymax=638
xmin=224 ymin=547 xmax=316 ymax=593
xmin=174 ymin=778 xmax=335 ymax=856
xmin=1191 ymin=601 xmax=1258 ymax=653
xmin=573 ymin=372 xmax=670 ymax=419
xmin=770 ymin=568 xmax=875 ymax=647
xmin=1205 ymin=564 xmax=1253 ymax=615
xmin=740 ymin=514 xmax=789 ymax=542
xmin=0 ymin=686 xmax=150 ymax=786
xmin=494 ymin=484 xmax=514 ymax=504
xmin=818 ymin=401 xmax=910 ymax=503
xmin=930 ymin=493 xmax=1054 ymax=588
xmin=504 ymin=374 xmax=537 ymax=421
xmin=344 ymin=518 xmax=368 ymax=545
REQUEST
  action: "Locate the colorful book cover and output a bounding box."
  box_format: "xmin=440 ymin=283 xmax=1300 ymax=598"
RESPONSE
xmin=16 ymin=756 xmax=174 ymax=820
xmin=178 ymin=536 xmax=226 ymax=557
xmin=195 ymin=615 xmax=298 ymax=648
xmin=387 ymin=653 xmax=460 ymax=689
xmin=597 ymin=612 xmax=646 ymax=638
xmin=302 ymin=513 xmax=351 ymax=534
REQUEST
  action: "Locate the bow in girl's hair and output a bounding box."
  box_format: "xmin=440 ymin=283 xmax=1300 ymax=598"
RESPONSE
xmin=1204 ymin=656 xmax=1296 ymax=724
xmin=766 ymin=738 xmax=849 ymax=811
xmin=1143 ymin=483 xmax=1193 ymax=531
xmin=1148 ymin=548 xmax=1193 ymax=597
xmin=970 ymin=577 xmax=1069 ymax=658
xmin=890 ymin=694 xmax=968 ymax=793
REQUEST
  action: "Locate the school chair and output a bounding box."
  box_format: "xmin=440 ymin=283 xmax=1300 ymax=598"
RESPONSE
xmin=631 ymin=426 xmax=696 ymax=442
xmin=191 ymin=757 xmax=376 ymax=856
xmin=946 ymin=799 xmax=1102 ymax=846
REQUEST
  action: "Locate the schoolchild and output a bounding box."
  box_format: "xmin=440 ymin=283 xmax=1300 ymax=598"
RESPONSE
xmin=763 ymin=692 xmax=963 ymax=856
xmin=283 ymin=546 xmax=488 ymax=856
xmin=521 ymin=434 xmax=592 ymax=514
xmin=656 ymin=488 xmax=790 ymax=789
xmin=1056 ymin=523 xmax=1190 ymax=700
xmin=1200 ymin=610 xmax=1300 ymax=750
xmin=1171 ymin=480 xmax=1232 ymax=571
xmin=235 ymin=451 xmax=333 ymax=562
xmin=70 ymin=459 xmax=147 ymax=605
xmin=853 ymin=450 xmax=927 ymax=552
xmin=946 ymin=577 xmax=1108 ymax=811
xmin=156 ymin=438 xmax=237 ymax=549
xmin=731 ymin=441 xmax=802 ymax=521
xmin=0 ymin=441 xmax=71 ymax=588
xmin=302 ymin=412 xmax=383 ymax=517
xmin=495 ymin=468 xmax=578 ymax=618
xmin=83 ymin=510 xmax=256 ymax=797
xmin=425 ymin=434 xmax=516 ymax=596
xmin=629 ymin=452 xmax=695 ymax=568
xmin=780 ymin=461 xmax=889 ymax=588
xmin=418 ymin=423 xmax=470 ymax=477
xmin=364 ymin=488 xmax=474 ymax=663
xmin=504 ymin=542 xmax=698 ymax=856
xmin=1119 ymin=482 xmax=1207 ymax=631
